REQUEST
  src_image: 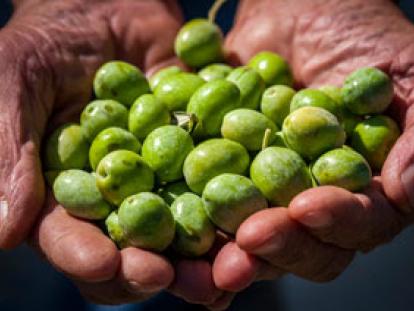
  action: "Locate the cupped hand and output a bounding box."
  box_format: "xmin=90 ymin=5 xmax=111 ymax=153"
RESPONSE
xmin=0 ymin=0 xmax=228 ymax=306
xmin=212 ymin=0 xmax=414 ymax=300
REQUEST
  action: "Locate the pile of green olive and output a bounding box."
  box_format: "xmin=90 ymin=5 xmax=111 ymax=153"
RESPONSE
xmin=44 ymin=17 xmax=400 ymax=257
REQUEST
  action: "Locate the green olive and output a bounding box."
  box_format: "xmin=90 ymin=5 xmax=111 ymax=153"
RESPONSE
xmin=290 ymin=89 xmax=341 ymax=118
xmin=174 ymin=19 xmax=224 ymax=68
xmin=187 ymin=79 xmax=241 ymax=138
xmin=319 ymin=85 xmax=343 ymax=104
xmin=247 ymin=51 xmax=293 ymax=86
xmin=158 ymin=181 xmax=191 ymax=205
xmin=80 ymin=99 xmax=129 ymax=142
xmin=128 ymin=94 xmax=171 ymax=140
xmin=149 ymin=66 xmax=182 ymax=91
xmin=142 ymin=125 xmax=194 ymax=183
xmin=44 ymin=123 xmax=89 ymax=170
xmin=283 ymin=107 xmax=346 ymax=160
xmin=226 ymin=66 xmax=265 ymax=110
xmin=93 ymin=61 xmax=150 ymax=107
xmin=351 ymin=115 xmax=400 ymax=170
xmin=53 ymin=170 xmax=112 ymax=220
xmin=170 ymin=193 xmax=215 ymax=257
xmin=311 ymin=147 xmax=372 ymax=192
xmin=118 ymin=192 xmax=175 ymax=252
xmin=342 ymin=67 xmax=393 ymax=115
xmin=320 ymin=85 xmax=363 ymax=137
xmin=202 ymin=174 xmax=267 ymax=234
xmin=261 ymin=85 xmax=296 ymax=127
xmin=221 ymin=109 xmax=278 ymax=151
xmin=105 ymin=210 xmax=128 ymax=248
xmin=183 ymin=138 xmax=250 ymax=194
xmin=96 ymin=150 xmax=154 ymax=206
xmin=342 ymin=113 xmax=363 ymax=140
xmin=89 ymin=127 xmax=141 ymax=171
xmin=198 ymin=63 xmax=232 ymax=82
xmin=250 ymin=147 xmax=313 ymax=206
xmin=154 ymin=72 xmax=205 ymax=111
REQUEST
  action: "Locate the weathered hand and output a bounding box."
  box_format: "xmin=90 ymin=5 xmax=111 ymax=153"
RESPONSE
xmin=0 ymin=0 xmax=181 ymax=248
xmin=212 ymin=0 xmax=414 ymax=299
xmin=0 ymin=0 xmax=228 ymax=305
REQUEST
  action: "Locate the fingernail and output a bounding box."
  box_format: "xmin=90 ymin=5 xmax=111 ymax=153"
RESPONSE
xmin=254 ymin=232 xmax=285 ymax=255
xmin=401 ymin=164 xmax=414 ymax=212
xmin=300 ymin=211 xmax=333 ymax=228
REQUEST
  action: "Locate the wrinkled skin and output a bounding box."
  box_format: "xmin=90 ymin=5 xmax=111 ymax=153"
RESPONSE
xmin=210 ymin=0 xmax=414 ymax=307
xmin=2 ymin=0 xmax=414 ymax=310
xmin=0 ymin=0 xmax=232 ymax=307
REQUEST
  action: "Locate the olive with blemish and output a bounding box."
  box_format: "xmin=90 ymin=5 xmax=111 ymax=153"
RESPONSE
xmin=96 ymin=150 xmax=154 ymax=206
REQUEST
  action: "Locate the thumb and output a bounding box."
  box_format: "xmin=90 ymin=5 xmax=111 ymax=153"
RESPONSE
xmin=0 ymin=31 xmax=48 ymax=249
xmin=0 ymin=140 xmax=45 ymax=249
xmin=383 ymin=124 xmax=414 ymax=217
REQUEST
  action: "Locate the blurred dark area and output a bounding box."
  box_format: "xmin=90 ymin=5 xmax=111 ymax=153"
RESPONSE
xmin=0 ymin=245 xmax=86 ymax=311
xmin=1 ymin=0 xmax=414 ymax=311
xmin=0 ymin=0 xmax=12 ymax=27
xmin=400 ymin=0 xmax=414 ymax=21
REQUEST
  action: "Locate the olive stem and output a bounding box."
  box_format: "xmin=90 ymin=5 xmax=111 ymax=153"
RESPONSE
xmin=261 ymin=128 xmax=272 ymax=150
xmin=172 ymin=112 xmax=198 ymax=133
xmin=208 ymin=0 xmax=227 ymax=24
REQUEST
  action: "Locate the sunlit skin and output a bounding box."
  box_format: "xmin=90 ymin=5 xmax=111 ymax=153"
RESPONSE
xmin=0 ymin=0 xmax=234 ymax=307
xmin=212 ymin=1 xmax=414 ymax=308
xmin=0 ymin=0 xmax=414 ymax=310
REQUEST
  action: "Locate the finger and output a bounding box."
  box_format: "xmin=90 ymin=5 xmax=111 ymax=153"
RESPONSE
xmin=288 ymin=185 xmax=404 ymax=251
xmin=75 ymin=248 xmax=174 ymax=305
xmin=32 ymin=192 xmax=120 ymax=282
xmin=236 ymin=208 xmax=354 ymax=282
xmin=383 ymin=126 xmax=414 ymax=216
xmin=213 ymin=242 xmax=259 ymax=292
xmin=169 ymin=259 xmax=223 ymax=305
xmin=207 ymin=292 xmax=236 ymax=311
xmin=256 ymin=263 xmax=286 ymax=282
xmin=75 ymin=280 xmax=150 ymax=305
xmin=213 ymin=242 xmax=283 ymax=292
xmin=120 ymin=247 xmax=174 ymax=294
xmin=0 ymin=139 xmax=44 ymax=249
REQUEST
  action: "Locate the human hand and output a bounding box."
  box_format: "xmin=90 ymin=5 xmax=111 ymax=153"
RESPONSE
xmin=212 ymin=0 xmax=414 ymax=299
xmin=0 ymin=0 xmax=229 ymax=305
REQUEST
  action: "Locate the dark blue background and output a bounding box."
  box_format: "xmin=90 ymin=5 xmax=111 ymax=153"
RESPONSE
xmin=1 ymin=1 xmax=414 ymax=311
xmin=0 ymin=0 xmax=12 ymax=26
